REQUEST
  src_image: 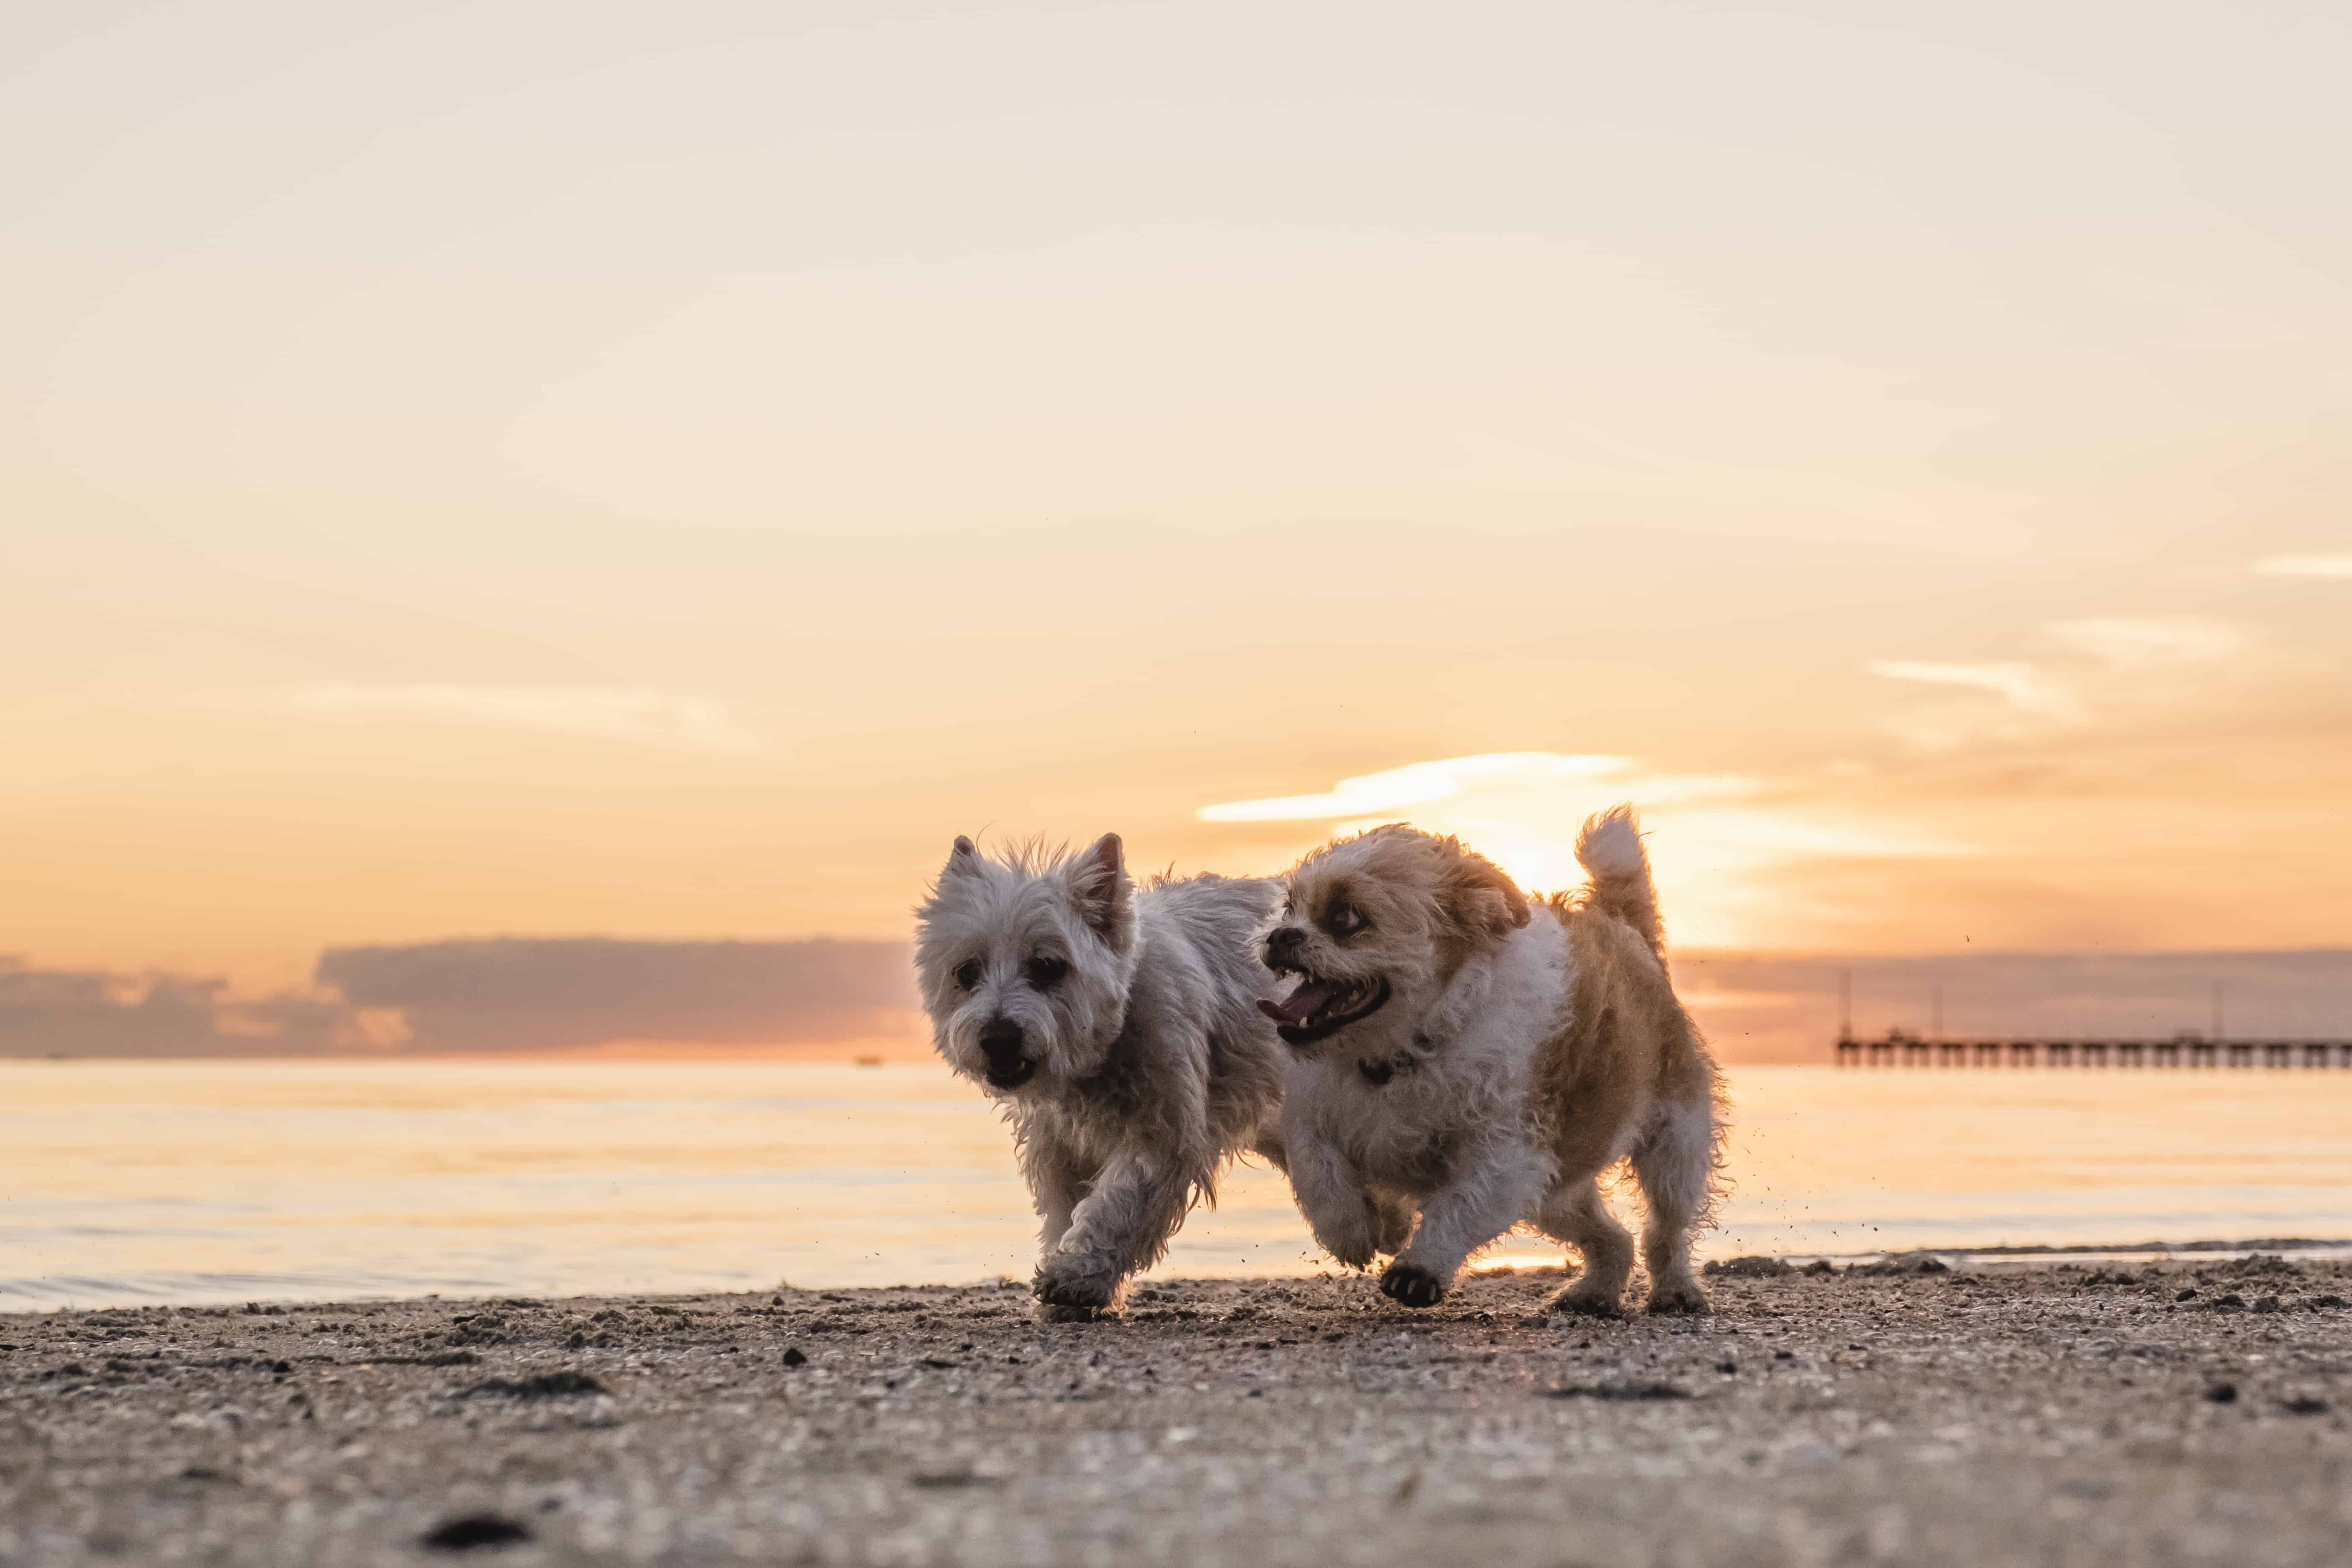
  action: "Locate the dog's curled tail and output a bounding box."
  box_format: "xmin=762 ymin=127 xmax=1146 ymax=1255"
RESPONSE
xmin=1574 ymin=803 xmax=1665 ymax=968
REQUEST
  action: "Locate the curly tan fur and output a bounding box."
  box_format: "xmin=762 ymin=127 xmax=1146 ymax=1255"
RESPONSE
xmin=1265 ymin=806 xmax=1726 ymax=1317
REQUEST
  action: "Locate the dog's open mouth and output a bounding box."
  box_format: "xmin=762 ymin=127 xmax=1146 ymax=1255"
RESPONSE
xmin=1258 ymin=974 xmax=1391 ymax=1045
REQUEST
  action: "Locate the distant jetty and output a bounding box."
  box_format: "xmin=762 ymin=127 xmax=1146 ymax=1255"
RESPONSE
xmin=1836 ymin=1031 xmax=2352 ymax=1068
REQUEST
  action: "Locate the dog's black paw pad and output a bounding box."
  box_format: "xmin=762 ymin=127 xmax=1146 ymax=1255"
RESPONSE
xmin=1379 ymin=1262 xmax=1446 ymax=1309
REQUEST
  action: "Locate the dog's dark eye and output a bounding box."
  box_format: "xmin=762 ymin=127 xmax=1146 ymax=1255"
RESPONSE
xmin=1024 ymin=956 xmax=1068 ymax=990
xmin=953 ymin=960 xmax=982 ymax=990
xmin=1327 ymin=904 xmax=1367 ymax=938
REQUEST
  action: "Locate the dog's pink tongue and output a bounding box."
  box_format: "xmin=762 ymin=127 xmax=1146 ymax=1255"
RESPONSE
xmin=1260 ymin=978 xmax=1342 ymax=1026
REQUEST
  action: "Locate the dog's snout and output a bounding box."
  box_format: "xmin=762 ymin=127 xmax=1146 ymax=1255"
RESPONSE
xmin=975 ymin=1016 xmax=1036 ymax=1089
xmin=1265 ymin=927 xmax=1305 ymax=966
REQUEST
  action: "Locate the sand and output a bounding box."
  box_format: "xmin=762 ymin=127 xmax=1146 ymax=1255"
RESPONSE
xmin=4 ymin=1257 xmax=2349 ymax=1566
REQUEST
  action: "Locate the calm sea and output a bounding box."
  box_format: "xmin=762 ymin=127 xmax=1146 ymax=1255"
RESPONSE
xmin=4 ymin=1061 xmax=2348 ymax=1310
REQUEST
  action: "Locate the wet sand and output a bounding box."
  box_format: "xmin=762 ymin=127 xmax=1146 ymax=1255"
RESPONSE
xmin=4 ymin=1257 xmax=2348 ymax=1566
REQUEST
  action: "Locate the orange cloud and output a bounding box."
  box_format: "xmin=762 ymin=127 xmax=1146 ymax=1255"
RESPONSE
xmin=1199 ymin=753 xmax=1962 ymax=950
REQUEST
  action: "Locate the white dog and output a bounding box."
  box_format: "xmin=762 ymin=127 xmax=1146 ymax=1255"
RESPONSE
xmin=915 ymin=834 xmax=1288 ymax=1320
xmin=1260 ymin=807 xmax=1724 ymax=1316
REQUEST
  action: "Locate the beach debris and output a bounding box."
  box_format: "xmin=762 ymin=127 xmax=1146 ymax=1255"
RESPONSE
xmin=458 ymin=1371 xmax=608 ymax=1400
xmin=1542 ymin=1381 xmax=1692 ymax=1401
xmin=421 ymin=1514 xmax=532 ymax=1551
xmin=782 ymin=1347 xmax=808 ymax=1367
xmin=2176 ymin=1288 xmax=2198 ymax=1301
xmin=1703 ymin=1256 xmax=1793 ymax=1278
xmin=2204 ymin=1382 xmax=2238 ymax=1404
xmin=2282 ymin=1397 xmax=2329 ymax=1415
xmin=1802 ymin=1260 xmax=1837 ymax=1276
xmin=908 ymin=1467 xmax=1000 ymax=1488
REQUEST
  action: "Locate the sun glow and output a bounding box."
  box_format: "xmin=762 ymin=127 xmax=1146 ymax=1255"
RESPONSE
xmin=1200 ymin=754 xmax=1963 ymax=948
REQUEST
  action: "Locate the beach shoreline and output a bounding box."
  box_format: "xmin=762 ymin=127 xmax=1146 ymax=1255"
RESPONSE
xmin=5 ymin=1257 xmax=2349 ymax=1565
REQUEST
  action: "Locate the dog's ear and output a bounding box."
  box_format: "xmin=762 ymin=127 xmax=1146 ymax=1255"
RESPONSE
xmin=1064 ymin=833 xmax=1136 ymax=949
xmin=940 ymin=836 xmax=984 ymax=880
xmin=1436 ymin=842 xmax=1530 ymax=944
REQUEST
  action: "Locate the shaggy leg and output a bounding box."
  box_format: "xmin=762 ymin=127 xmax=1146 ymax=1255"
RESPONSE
xmin=1021 ymin=1140 xmax=1088 ymax=1255
xmin=1020 ymin=1138 xmax=1105 ymax=1321
xmin=1632 ymin=1100 xmax=1716 ymax=1314
xmin=1368 ymin=1188 xmax=1418 ymax=1257
xmin=1534 ymin=1176 xmax=1635 ymax=1317
xmin=1384 ymin=1142 xmax=1546 ymax=1308
xmin=1287 ymin=1135 xmax=1378 ymax=1270
xmin=1033 ymin=1147 xmax=1192 ymax=1320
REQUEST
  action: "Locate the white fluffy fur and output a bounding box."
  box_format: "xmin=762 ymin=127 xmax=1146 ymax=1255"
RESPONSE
xmin=1277 ymin=904 xmax=1572 ymax=1290
xmin=1266 ymin=808 xmax=1724 ymax=1315
xmin=914 ymin=834 xmax=1288 ymax=1320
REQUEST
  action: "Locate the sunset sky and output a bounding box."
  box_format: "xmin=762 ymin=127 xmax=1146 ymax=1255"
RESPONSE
xmin=7 ymin=1 xmax=2352 ymax=995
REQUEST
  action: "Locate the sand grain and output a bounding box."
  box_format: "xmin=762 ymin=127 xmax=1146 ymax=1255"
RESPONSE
xmin=4 ymin=1258 xmax=2348 ymax=1565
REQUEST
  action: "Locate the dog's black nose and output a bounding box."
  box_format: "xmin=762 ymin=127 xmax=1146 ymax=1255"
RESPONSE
xmin=1264 ymin=927 xmax=1305 ymax=967
xmin=978 ymin=1017 xmax=1025 ymax=1061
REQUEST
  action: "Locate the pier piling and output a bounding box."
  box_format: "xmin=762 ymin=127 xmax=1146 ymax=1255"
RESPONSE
xmin=1833 ymin=1033 xmax=2352 ymax=1067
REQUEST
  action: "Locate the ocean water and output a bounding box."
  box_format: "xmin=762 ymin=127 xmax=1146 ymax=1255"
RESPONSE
xmin=4 ymin=1061 xmax=2349 ymax=1310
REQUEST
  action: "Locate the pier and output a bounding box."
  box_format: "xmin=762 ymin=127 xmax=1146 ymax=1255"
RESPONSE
xmin=1835 ymin=1032 xmax=2352 ymax=1067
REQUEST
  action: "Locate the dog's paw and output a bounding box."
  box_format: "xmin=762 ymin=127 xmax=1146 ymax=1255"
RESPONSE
xmin=1310 ymin=1216 xmax=1378 ymax=1271
xmin=1644 ymin=1280 xmax=1712 ymax=1316
xmin=1378 ymin=1261 xmax=1448 ymax=1309
xmin=1036 ymin=1299 xmax=1114 ymax=1324
xmin=1547 ymin=1283 xmax=1626 ymax=1319
xmin=1033 ymin=1253 xmax=1122 ymax=1316
xmin=1369 ymin=1195 xmax=1418 ymax=1257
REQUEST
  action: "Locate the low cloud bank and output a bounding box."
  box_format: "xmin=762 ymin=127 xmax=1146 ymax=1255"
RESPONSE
xmin=318 ymin=938 xmax=919 ymax=1052
xmin=5 ymin=944 xmax=2350 ymax=1061
xmin=0 ymin=959 xmax=370 ymax=1057
xmin=1 ymin=940 xmax=921 ymax=1058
